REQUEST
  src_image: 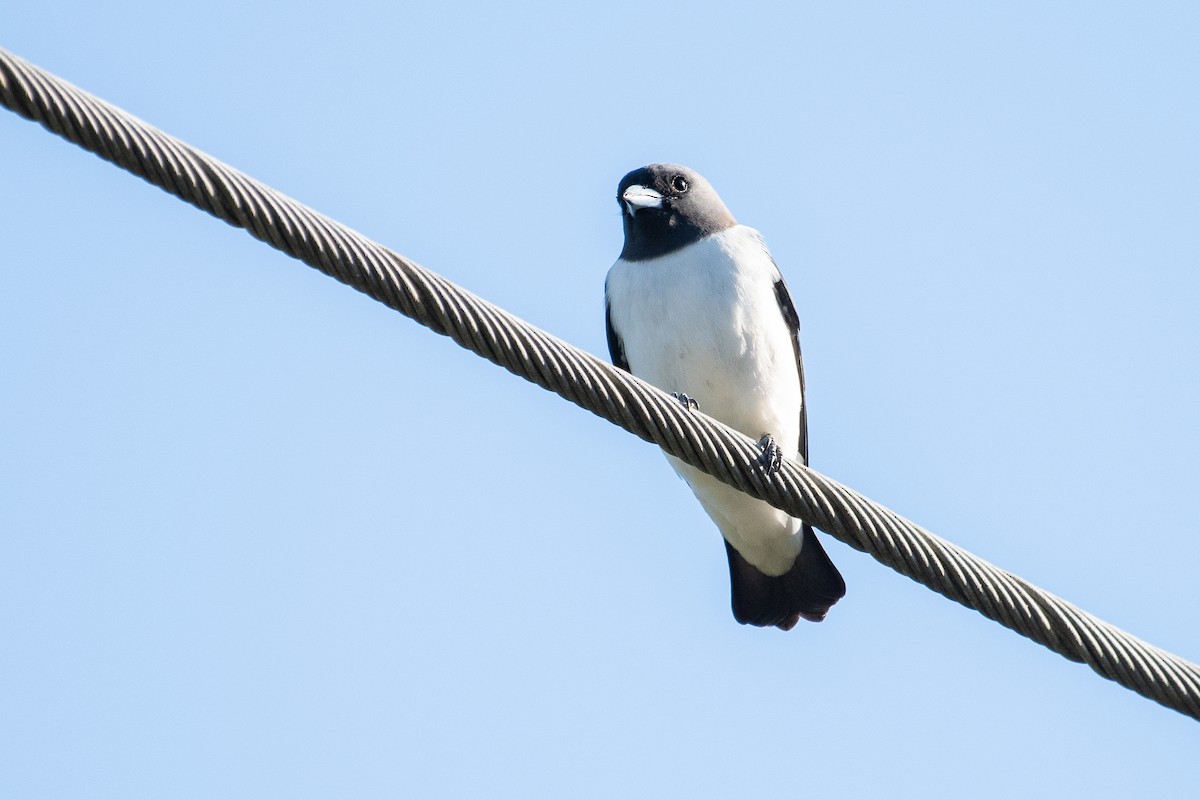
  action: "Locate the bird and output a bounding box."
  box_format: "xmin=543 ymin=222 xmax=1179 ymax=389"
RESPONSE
xmin=604 ymin=163 xmax=845 ymax=630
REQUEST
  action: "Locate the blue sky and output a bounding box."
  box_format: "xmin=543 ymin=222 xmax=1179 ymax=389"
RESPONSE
xmin=3 ymin=2 xmax=1199 ymax=797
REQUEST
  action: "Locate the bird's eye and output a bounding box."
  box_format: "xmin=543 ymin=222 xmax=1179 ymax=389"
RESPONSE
xmin=671 ymin=175 xmax=689 ymax=193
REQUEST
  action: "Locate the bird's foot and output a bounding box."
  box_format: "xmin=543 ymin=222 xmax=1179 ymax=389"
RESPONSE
xmin=755 ymin=434 xmax=783 ymax=475
xmin=671 ymin=392 xmax=699 ymax=411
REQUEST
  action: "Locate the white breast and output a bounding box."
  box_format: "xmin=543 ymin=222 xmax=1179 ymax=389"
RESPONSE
xmin=606 ymin=225 xmax=806 ymax=574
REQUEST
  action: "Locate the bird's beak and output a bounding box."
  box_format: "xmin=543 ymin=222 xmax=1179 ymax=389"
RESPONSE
xmin=622 ymin=185 xmax=663 ymax=216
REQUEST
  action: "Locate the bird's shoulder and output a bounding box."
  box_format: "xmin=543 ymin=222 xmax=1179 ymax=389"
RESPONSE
xmin=716 ymin=224 xmax=783 ymax=278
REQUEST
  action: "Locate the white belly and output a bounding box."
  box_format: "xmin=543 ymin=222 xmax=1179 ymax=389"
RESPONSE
xmin=606 ymin=226 xmax=805 ymax=575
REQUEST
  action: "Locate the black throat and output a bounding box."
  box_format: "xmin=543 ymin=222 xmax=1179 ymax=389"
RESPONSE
xmin=620 ymin=207 xmax=726 ymax=261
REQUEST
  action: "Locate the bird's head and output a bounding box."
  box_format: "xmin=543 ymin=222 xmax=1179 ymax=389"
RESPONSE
xmin=617 ymin=163 xmax=736 ymax=261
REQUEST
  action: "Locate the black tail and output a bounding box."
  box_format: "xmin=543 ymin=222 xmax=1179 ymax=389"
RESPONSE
xmin=724 ymin=525 xmax=846 ymax=630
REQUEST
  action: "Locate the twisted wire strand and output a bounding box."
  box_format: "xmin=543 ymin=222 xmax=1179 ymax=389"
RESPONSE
xmin=3 ymin=47 xmax=1197 ymax=720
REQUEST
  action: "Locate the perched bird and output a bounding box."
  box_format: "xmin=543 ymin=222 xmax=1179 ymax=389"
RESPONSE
xmin=604 ymin=163 xmax=845 ymax=630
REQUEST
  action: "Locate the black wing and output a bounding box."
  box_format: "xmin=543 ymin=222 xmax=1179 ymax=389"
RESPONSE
xmin=772 ymin=277 xmax=807 ymax=465
xmin=604 ymin=294 xmax=630 ymax=373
